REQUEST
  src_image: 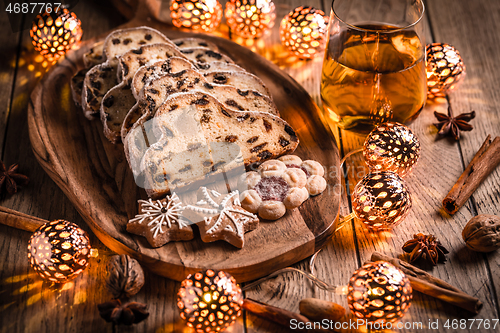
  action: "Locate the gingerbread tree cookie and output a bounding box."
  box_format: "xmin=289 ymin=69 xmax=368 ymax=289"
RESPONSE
xmin=127 ymin=193 xmax=193 ymax=248
xmin=184 ymin=188 xmax=259 ymax=248
xmin=238 ymin=157 xmax=326 ymax=220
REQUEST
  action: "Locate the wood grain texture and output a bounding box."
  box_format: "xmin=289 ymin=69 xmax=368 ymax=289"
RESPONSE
xmin=426 ymin=0 xmax=500 ymax=315
xmin=0 ymin=10 xmax=20 ymax=154
xmin=27 ymin=21 xmax=341 ymax=282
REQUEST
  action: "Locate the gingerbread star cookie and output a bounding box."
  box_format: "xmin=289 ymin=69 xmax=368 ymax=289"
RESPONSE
xmin=184 ymin=188 xmax=259 ymax=248
xmin=238 ymin=157 xmax=326 ymax=220
xmin=127 ymin=193 xmax=193 ymax=248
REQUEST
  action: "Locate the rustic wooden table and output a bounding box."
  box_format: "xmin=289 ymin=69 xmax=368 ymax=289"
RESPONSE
xmin=0 ymin=0 xmax=499 ymax=332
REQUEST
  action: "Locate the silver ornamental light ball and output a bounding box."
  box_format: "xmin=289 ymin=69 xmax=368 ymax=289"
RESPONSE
xmin=351 ymin=171 xmax=412 ymax=229
xmin=363 ymin=122 xmax=420 ymax=177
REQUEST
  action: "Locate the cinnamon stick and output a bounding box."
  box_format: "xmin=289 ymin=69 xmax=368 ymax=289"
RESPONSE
xmin=370 ymin=252 xmax=483 ymax=313
xmin=243 ymin=298 xmax=336 ymax=333
xmin=299 ymin=298 xmax=345 ymax=323
xmin=0 ymin=206 xmax=48 ymax=232
xmin=443 ymin=135 xmax=500 ymax=214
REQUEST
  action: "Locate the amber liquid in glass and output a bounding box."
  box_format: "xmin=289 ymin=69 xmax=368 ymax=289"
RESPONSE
xmin=321 ymin=24 xmax=426 ymax=133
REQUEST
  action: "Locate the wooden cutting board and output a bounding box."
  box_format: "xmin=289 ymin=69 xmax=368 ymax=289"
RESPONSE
xmin=27 ymin=17 xmax=340 ymax=282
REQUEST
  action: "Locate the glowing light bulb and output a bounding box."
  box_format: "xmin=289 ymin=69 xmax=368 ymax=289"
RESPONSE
xmin=178 ymin=269 xmax=243 ymax=332
xmin=347 ymin=261 xmax=412 ymax=324
xmin=27 ymin=220 xmax=91 ymax=283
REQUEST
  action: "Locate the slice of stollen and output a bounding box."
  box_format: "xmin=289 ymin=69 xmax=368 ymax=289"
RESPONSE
xmin=140 ymin=69 xmax=278 ymax=116
xmin=180 ymin=47 xmax=234 ymax=64
xmin=102 ymin=26 xmax=172 ymax=61
xmin=196 ymin=61 xmax=246 ymax=73
xmin=155 ymin=92 xmax=297 ymax=165
xmin=204 ymin=71 xmax=271 ymax=97
xmin=172 ymin=38 xmax=219 ymax=52
xmin=70 ymin=69 xmax=87 ymax=108
xmin=100 ymin=82 xmax=137 ymax=143
xmin=131 ymin=59 xmax=250 ymax=100
xmin=121 ymin=68 xmax=279 ymax=142
xmin=81 ymin=58 xmax=118 ymax=120
xmin=117 ymin=43 xmax=189 ymax=83
xmin=83 ymin=41 xmax=104 ymax=68
xmin=131 ymin=57 xmax=195 ymax=99
xmin=134 ymin=92 xmax=298 ymax=198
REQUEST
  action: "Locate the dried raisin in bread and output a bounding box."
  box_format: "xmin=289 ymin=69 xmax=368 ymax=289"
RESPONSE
xmin=103 ymin=26 xmax=172 ymax=60
xmin=117 ymin=43 xmax=188 ymax=83
xmin=131 ymin=57 xmax=195 ymax=99
xmin=172 ymin=38 xmax=219 ymax=52
xmin=101 ymin=81 xmax=137 ymax=143
xmin=83 ymin=41 xmax=104 ymax=68
xmin=70 ymin=69 xmax=86 ymax=108
xmin=81 ymin=58 xmax=118 ymax=119
xmin=121 ymin=68 xmax=279 ymax=141
xmin=134 ymin=92 xmax=298 ymax=198
xmin=180 ymin=47 xmax=234 ymax=64
xmin=204 ymin=71 xmax=271 ymax=97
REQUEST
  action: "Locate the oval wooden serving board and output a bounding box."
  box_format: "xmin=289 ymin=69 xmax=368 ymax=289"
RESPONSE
xmin=28 ymin=21 xmax=340 ymax=282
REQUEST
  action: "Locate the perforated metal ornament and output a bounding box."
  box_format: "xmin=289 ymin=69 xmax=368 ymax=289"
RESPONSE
xmin=426 ymin=43 xmax=466 ymax=98
xmin=225 ymin=0 xmax=276 ymax=38
xmin=177 ymin=269 xmax=243 ymax=332
xmin=30 ymin=8 xmax=82 ymax=62
xmin=170 ymin=0 xmax=223 ymax=32
xmin=347 ymin=261 xmax=412 ymax=323
xmin=363 ymin=122 xmax=420 ymax=177
xmin=280 ymin=6 xmax=328 ymax=59
xmin=352 ymin=171 xmax=412 ymax=229
xmin=27 ymin=220 xmax=91 ymax=283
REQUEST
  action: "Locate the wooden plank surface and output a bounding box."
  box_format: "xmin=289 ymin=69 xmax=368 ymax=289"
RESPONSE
xmin=1 ymin=0 xmax=500 ymax=332
xmin=426 ymin=0 xmax=500 ymax=316
xmin=0 ymin=10 xmax=20 ymax=154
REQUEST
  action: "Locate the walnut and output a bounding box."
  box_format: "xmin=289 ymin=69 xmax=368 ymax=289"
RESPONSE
xmin=462 ymin=214 xmax=500 ymax=252
xmin=106 ymin=254 xmax=145 ymax=299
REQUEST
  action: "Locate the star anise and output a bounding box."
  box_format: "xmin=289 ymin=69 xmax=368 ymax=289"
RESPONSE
xmin=0 ymin=160 xmax=29 ymax=195
xmin=434 ymin=107 xmax=475 ymax=140
xmin=97 ymin=299 xmax=149 ymax=325
xmin=402 ymin=233 xmax=449 ymax=266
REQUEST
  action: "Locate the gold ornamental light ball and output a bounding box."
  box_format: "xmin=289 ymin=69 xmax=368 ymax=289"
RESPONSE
xmin=225 ymin=0 xmax=276 ymax=39
xmin=363 ymin=122 xmax=420 ymax=177
xmin=426 ymin=43 xmax=466 ymax=97
xmin=170 ymin=0 xmax=223 ymax=32
xmin=177 ymin=269 xmax=243 ymax=332
xmin=279 ymin=6 xmax=328 ymax=59
xmin=30 ymin=8 xmax=82 ymax=62
xmin=352 ymin=171 xmax=412 ymax=230
xmin=347 ymin=261 xmax=412 ymax=324
xmin=27 ymin=220 xmax=91 ymax=283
